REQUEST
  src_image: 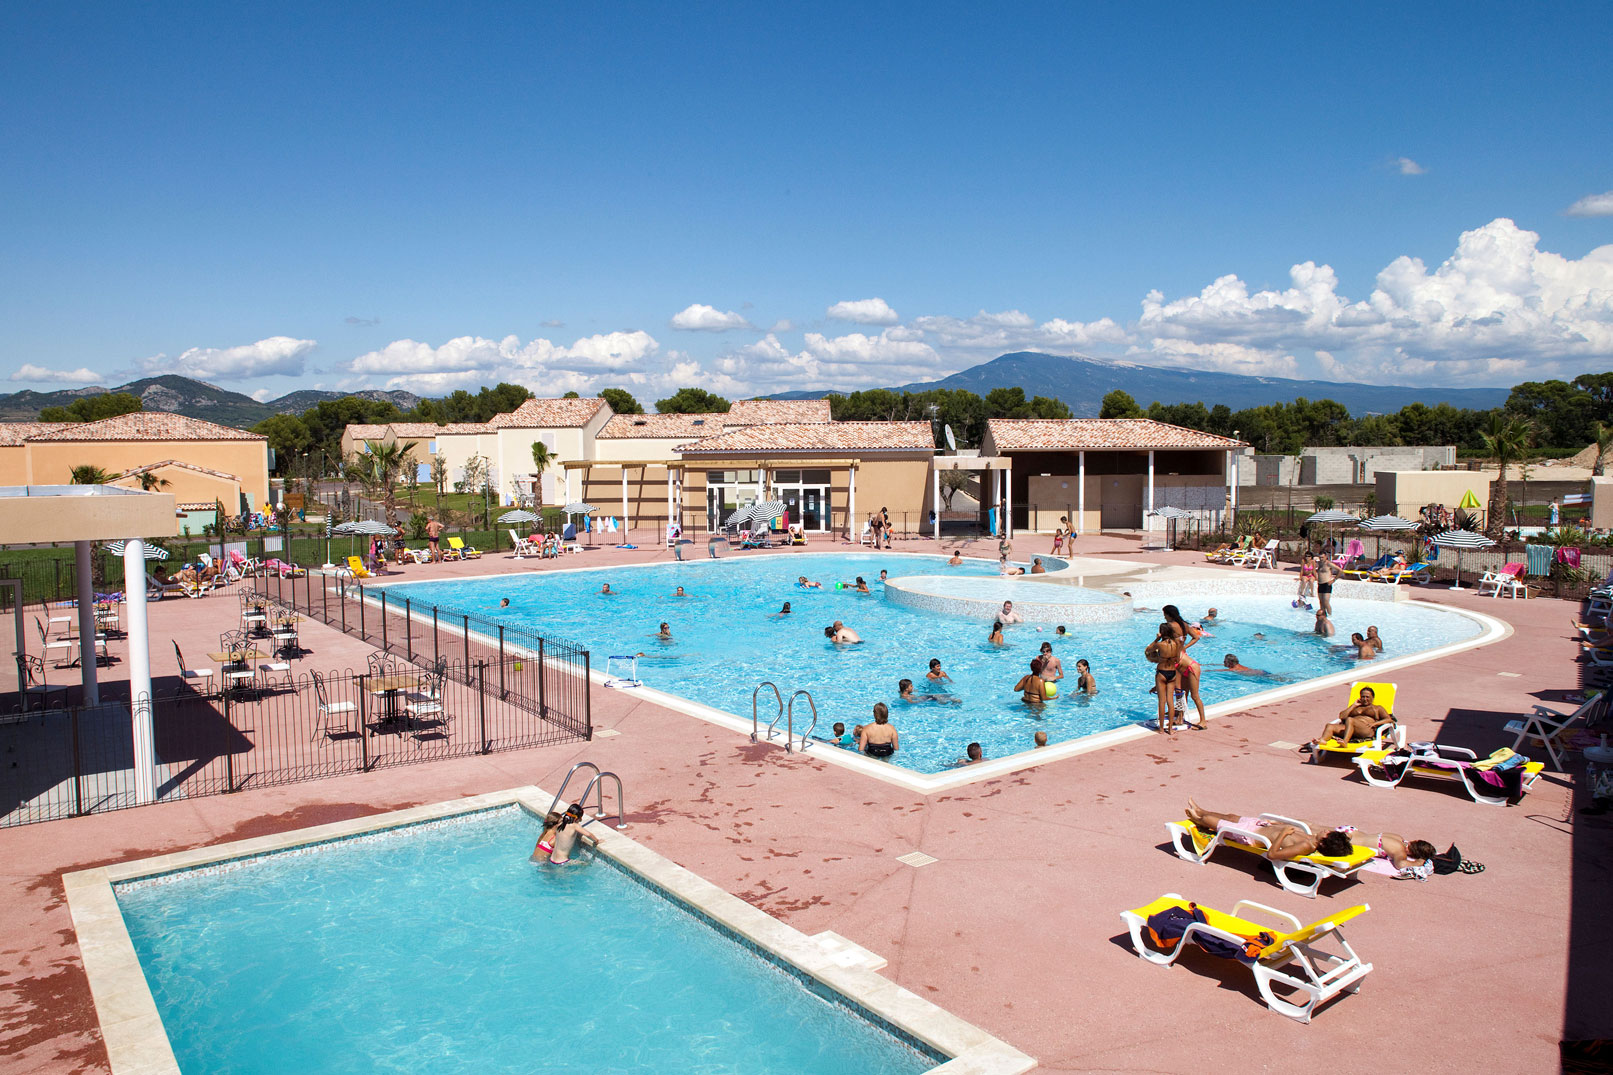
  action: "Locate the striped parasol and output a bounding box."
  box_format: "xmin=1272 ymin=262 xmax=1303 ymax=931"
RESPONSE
xmin=727 ymin=500 xmax=787 ymax=530
xmin=104 ymin=540 xmax=168 ymax=560
xmin=1357 ymin=515 xmax=1417 ymax=530
xmin=1304 ymin=509 xmax=1360 ymax=525
xmin=499 ymin=509 xmax=540 ymax=524
xmin=333 ymin=519 xmax=396 ymax=536
xmin=1432 ymin=529 xmax=1495 ymax=590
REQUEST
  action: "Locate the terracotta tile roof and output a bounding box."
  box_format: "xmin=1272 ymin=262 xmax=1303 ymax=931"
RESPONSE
xmin=678 ymin=421 xmax=935 ymax=454
xmin=441 ymin=422 xmax=494 ymax=434
xmin=343 ymin=424 xmax=389 ymax=442
xmin=0 ymin=422 xmax=74 ymax=446
xmin=26 ymin=412 xmax=265 ymax=442
xmin=112 ymin=459 xmax=241 ymax=482
xmin=384 ymin=423 xmax=450 ymax=438
xmin=486 ymin=397 xmax=606 ymax=429
xmin=598 ymin=413 xmax=727 ymax=439
xmin=986 ymin=419 xmax=1247 ymax=451
xmin=726 ymin=399 xmax=833 ymax=424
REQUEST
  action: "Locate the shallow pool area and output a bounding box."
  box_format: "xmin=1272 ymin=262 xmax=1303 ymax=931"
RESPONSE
xmin=379 ymin=553 xmax=1488 ymax=775
xmin=114 ymin=804 xmax=950 ymax=1075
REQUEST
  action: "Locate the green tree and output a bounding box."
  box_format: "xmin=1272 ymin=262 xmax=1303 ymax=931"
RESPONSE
xmin=656 ymin=387 xmax=731 ymax=413
xmin=1479 ymin=414 xmax=1533 ymax=538
xmin=1099 ymin=390 xmax=1142 ymax=419
xmin=70 ymin=464 xmax=116 ymax=484
xmin=562 ymin=390 xmax=581 ymax=399
xmin=40 ymin=392 xmax=143 ymax=422
xmin=411 ymin=382 xmax=532 ymax=424
xmin=253 ymin=413 xmax=314 ymax=469
xmin=1504 ymin=379 xmax=1595 ymax=448
xmin=296 ymin=397 xmax=403 ymax=466
xmin=134 ymin=471 xmax=171 ymax=491
xmin=1592 ymin=421 xmax=1613 ymax=477
xmin=356 ymin=439 xmax=418 ymax=528
xmin=600 ymin=388 xmax=644 ymax=415
xmin=529 ymin=440 xmax=554 ymax=510
xmin=430 ymin=454 xmax=449 ymax=497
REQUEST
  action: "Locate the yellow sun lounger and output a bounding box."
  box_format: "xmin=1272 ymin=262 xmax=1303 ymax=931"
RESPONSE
xmin=445 ymin=536 xmax=481 ymax=560
xmin=1312 ymin=682 xmax=1406 ymax=764
xmin=1165 ymin=814 xmax=1377 ymax=898
xmin=1121 ymin=893 xmax=1373 ymax=1022
xmin=1354 ymin=744 xmax=1544 ymax=805
xmin=344 ymin=555 xmax=372 ymax=579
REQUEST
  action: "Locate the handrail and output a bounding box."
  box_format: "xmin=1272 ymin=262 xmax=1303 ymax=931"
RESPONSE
xmin=572 ymin=771 xmax=627 ymax=829
xmin=787 ymin=689 xmax=818 ymax=751
xmin=547 ymin=761 xmax=601 ymax=817
xmin=751 ymin=682 xmax=783 ymax=744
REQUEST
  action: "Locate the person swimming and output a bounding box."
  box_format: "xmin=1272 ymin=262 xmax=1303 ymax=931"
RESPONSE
xmin=545 ymin=803 xmax=598 ymax=865
xmin=600 ymin=583 xmax=615 ymax=596
xmin=1013 ymin=656 xmax=1054 ymax=704
xmin=825 ymin=623 xmax=862 ymax=644
xmin=898 ymin=676 xmax=959 ymax=704
xmin=674 ymin=586 xmax=687 ymax=597
xmin=530 ymin=810 xmax=564 ymax=861
xmin=947 ymin=551 xmax=963 ymax=565
xmin=773 ymin=601 xmax=792 ymax=617
xmin=925 ymin=657 xmax=951 ymax=683
xmin=987 ymin=620 xmax=1005 ymax=646
xmin=499 ymin=598 xmax=511 ymax=608
xmin=1075 ymin=658 xmax=1096 ymax=695
xmin=797 ymin=576 xmax=822 ymax=589
xmin=858 ymin=703 xmax=898 ymax=758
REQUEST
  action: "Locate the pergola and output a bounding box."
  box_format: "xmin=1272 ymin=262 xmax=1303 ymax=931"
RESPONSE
xmin=0 ymin=485 xmax=176 ymax=803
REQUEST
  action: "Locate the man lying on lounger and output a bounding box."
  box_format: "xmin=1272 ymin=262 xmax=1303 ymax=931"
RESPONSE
xmin=1185 ymin=799 xmax=1354 ymax=860
xmin=1300 ymin=686 xmax=1394 ymax=753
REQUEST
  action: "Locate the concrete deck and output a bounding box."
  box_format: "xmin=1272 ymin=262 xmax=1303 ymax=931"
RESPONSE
xmin=2 ymin=531 xmax=1607 ymax=1074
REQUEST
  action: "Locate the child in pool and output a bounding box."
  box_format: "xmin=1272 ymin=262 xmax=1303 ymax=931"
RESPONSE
xmin=531 ymin=810 xmax=563 ymax=862
xmin=1075 ymin=659 xmax=1097 ymax=695
xmin=925 ymin=657 xmax=951 ymax=684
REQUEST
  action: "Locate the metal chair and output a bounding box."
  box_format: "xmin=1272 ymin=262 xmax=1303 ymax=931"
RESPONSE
xmin=310 ymin=670 xmax=357 ymax=742
xmin=404 ymin=664 xmax=448 ymax=741
xmin=23 ymin=655 xmax=68 ymax=710
xmin=36 ymin=617 xmax=76 ymax=668
xmin=173 ymin=641 xmax=215 ymax=693
xmin=218 ymin=631 xmax=256 ymax=694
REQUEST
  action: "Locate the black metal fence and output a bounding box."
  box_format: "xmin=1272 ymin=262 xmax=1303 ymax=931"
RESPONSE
xmin=0 ymin=653 xmax=589 ymax=827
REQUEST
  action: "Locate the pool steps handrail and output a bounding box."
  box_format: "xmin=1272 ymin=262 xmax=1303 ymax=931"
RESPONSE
xmin=752 ymin=682 xmax=784 ymax=745
xmin=546 ymin=762 xmax=627 ymax=828
xmin=788 ymin=689 xmax=818 ymax=751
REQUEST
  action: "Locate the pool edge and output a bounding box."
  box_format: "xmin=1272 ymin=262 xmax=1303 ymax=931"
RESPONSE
xmin=65 ymin=788 xmax=1036 ymax=1075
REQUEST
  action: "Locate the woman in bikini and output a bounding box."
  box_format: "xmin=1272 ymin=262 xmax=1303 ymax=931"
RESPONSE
xmin=530 ymin=810 xmax=564 ymax=862
xmin=1075 ymin=658 xmax=1097 ymax=695
xmin=1144 ymin=626 xmax=1182 ymax=734
xmin=1160 ymin=605 xmax=1207 ymax=729
xmin=1186 ymin=798 xmax=1354 ymax=861
xmin=1297 ymin=553 xmax=1317 ymax=601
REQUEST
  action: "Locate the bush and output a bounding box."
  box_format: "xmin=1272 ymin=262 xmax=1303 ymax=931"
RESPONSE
xmin=1313 ymin=495 xmax=1334 ymax=511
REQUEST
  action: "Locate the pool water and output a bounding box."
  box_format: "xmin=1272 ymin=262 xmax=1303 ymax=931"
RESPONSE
xmin=116 ymin=807 xmax=941 ymax=1075
xmin=386 ymin=554 xmax=1483 ymax=774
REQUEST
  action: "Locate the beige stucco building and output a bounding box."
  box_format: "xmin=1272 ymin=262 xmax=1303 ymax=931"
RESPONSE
xmin=0 ymin=413 xmax=270 ymax=514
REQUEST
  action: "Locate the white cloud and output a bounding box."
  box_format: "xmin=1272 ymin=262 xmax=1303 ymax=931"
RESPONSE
xmin=10 ymin=363 xmax=102 ymax=384
xmin=767 ymin=319 xmax=795 ymax=333
xmin=1396 ymin=157 xmax=1426 ymax=176
xmin=1566 ymin=190 xmax=1613 ymax=217
xmin=250 ymin=388 xmax=274 ymax=402
xmin=826 ymin=297 xmax=900 ymax=325
xmin=346 ymin=329 xmax=687 ymax=396
xmin=140 ymin=336 xmax=316 ymax=379
xmin=669 ymin=304 xmax=752 ymax=332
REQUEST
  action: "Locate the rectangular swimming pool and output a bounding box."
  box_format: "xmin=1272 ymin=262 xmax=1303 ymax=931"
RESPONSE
xmin=96 ymin=794 xmax=1026 ymax=1074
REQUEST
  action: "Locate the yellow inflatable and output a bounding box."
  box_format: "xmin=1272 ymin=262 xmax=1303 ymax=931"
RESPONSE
xmin=1044 ymin=682 xmax=1058 ymax=699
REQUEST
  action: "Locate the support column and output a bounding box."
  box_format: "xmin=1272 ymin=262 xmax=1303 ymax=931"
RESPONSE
xmin=1147 ymin=450 xmax=1156 ymax=518
xmin=1004 ymin=466 xmax=1013 ymax=539
xmin=1078 ymin=451 xmax=1086 ymax=535
xmin=847 ymin=466 xmax=857 ymax=541
xmin=74 ymin=540 xmax=98 ymax=705
xmin=932 ymin=464 xmax=941 ymax=540
xmin=992 ymin=466 xmax=1001 ymax=537
xmin=620 ymin=469 xmax=629 ymax=538
xmin=666 ymin=469 xmax=674 ymax=539
xmin=123 ymin=539 xmax=154 ymax=804
xmin=563 ymin=469 xmax=573 ymax=508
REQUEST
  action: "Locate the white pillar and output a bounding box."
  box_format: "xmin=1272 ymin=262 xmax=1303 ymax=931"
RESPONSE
xmin=1078 ymin=451 xmax=1086 ymax=535
xmin=666 ymin=469 xmax=674 ymax=539
xmin=992 ymin=466 xmax=1002 ymax=537
xmin=847 ymin=466 xmax=857 ymax=540
xmin=620 ymin=469 xmax=629 ymax=537
xmin=1147 ymin=450 xmax=1156 ymax=518
xmin=932 ymin=463 xmax=941 ymax=540
xmin=1004 ymin=466 xmax=1013 ymax=538
xmin=123 ymin=539 xmax=155 ymax=804
xmin=74 ymin=540 xmax=98 ymax=705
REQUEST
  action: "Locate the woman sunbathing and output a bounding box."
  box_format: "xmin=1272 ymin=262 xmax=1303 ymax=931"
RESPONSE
xmin=1185 ymin=799 xmax=1354 ymax=860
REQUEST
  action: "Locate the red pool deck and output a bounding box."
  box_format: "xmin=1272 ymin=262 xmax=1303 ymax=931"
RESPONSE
xmin=2 ymin=533 xmax=1608 ymax=1074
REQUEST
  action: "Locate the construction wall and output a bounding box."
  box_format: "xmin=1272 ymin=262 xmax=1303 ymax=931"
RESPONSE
xmin=1376 ymin=469 xmax=1496 ymax=516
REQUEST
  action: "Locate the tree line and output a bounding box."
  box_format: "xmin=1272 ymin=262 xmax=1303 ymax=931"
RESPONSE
xmin=1100 ymin=372 xmax=1613 ymax=457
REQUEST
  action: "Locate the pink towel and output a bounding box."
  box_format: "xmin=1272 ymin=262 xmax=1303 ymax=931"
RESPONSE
xmin=1557 ymin=547 xmax=1581 ymax=568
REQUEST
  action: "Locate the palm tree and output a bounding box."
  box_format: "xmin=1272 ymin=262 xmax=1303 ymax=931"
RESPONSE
xmin=134 ymin=471 xmax=171 ymax=491
xmin=530 ymin=440 xmax=554 ymax=511
xmin=70 ymin=464 xmax=116 ymax=485
xmin=1593 ymin=421 xmax=1613 ymax=477
xmin=1479 ymin=414 xmax=1533 ymax=539
xmin=358 ymin=439 xmax=418 ymax=528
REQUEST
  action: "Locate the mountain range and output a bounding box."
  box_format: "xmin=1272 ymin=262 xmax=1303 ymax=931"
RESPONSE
xmin=771 ymin=351 xmax=1512 ymax=416
xmin=0 ymin=376 xmax=420 ymax=426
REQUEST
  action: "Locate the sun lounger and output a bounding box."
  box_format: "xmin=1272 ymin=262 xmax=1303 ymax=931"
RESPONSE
xmin=1165 ymin=813 xmax=1377 ymax=898
xmin=343 ymin=555 xmax=373 ymax=579
xmin=1313 ymin=681 xmax=1406 ymax=764
xmin=509 ymin=529 xmax=539 ymax=557
xmin=1120 ymin=893 xmax=1373 ymax=1022
xmin=1505 ymin=694 xmax=1604 ymax=770
xmin=1236 ymin=539 xmax=1279 ymax=569
xmin=1477 ymin=562 xmax=1530 ymax=599
xmin=1354 ymin=744 xmax=1544 ymax=805
xmin=1340 ymin=553 xmax=1395 ymax=579
xmin=446 ymin=536 xmax=480 ymax=559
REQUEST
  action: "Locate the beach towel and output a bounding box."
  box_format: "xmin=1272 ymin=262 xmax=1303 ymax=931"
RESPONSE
xmin=1557 ymin=547 xmax=1582 ymax=568
xmin=1526 ymin=544 xmax=1555 ymax=577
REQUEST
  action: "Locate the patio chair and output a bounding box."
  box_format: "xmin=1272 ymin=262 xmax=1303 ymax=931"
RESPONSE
xmin=509 ymin=529 xmax=539 ymax=557
xmin=1477 ymin=563 xmax=1528 ymax=599
xmin=1120 ymin=894 xmax=1373 ymax=1022
xmin=36 ymin=617 xmax=76 ymax=668
xmin=1353 ymin=744 xmax=1544 ymax=805
xmin=404 ymin=664 xmax=448 ymax=739
xmin=342 ymin=555 xmax=373 ymax=579
xmin=172 ymin=641 xmax=214 ymax=693
xmin=1164 ymin=813 xmax=1377 ymax=899
xmin=241 ymin=592 xmax=269 ymax=636
xmin=23 ymin=655 xmax=68 ymax=710
xmin=1340 ymin=553 xmax=1395 ymax=579
xmin=218 ymin=631 xmax=257 ymax=694
xmin=47 ymin=602 xmax=74 ymax=638
xmin=1504 ymin=694 xmax=1603 ymax=770
xmin=858 ymin=520 xmax=874 ymax=546
xmin=367 ymin=651 xmax=402 ymax=678
xmin=310 ymin=670 xmax=356 ymax=742
xmin=446 ymin=536 xmax=481 ymax=559
xmin=1241 ymin=539 xmax=1279 ymax=569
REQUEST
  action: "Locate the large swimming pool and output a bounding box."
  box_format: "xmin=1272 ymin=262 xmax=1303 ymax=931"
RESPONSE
xmin=116 ymin=806 xmax=943 ymax=1074
xmin=381 ymin=554 xmax=1484 ymax=774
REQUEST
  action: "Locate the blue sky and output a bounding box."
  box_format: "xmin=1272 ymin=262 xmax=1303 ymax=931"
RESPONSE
xmin=2 ymin=3 xmax=1610 ymax=402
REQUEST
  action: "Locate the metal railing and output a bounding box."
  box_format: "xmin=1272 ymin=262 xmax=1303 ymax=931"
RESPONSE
xmin=249 ymin=570 xmax=591 ymax=741
xmin=0 ymin=655 xmax=589 ymax=828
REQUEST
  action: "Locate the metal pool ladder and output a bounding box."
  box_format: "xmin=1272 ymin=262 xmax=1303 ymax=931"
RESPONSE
xmin=548 ymin=761 xmax=627 ymax=829
xmin=788 ymin=689 xmax=818 ymax=751
xmin=752 ymin=681 xmax=784 ymax=745
xmin=751 ymin=682 xmax=818 ymax=752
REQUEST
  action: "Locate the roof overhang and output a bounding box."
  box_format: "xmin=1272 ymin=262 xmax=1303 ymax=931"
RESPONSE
xmin=0 ymin=485 xmax=177 ymax=543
